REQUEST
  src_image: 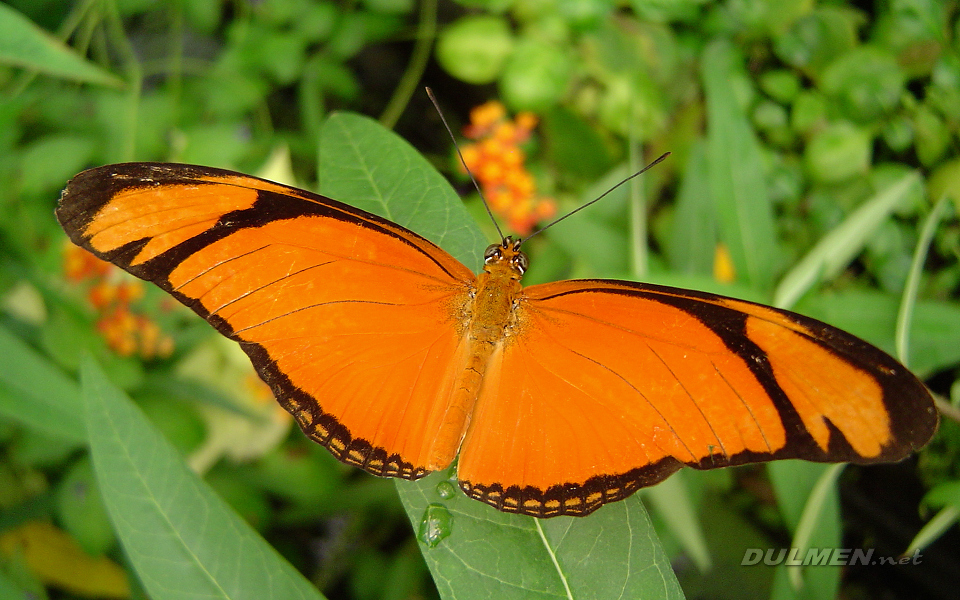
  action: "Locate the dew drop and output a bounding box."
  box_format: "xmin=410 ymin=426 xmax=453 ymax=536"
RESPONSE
xmin=435 ymin=480 xmax=456 ymax=499
xmin=418 ymin=503 xmax=453 ymax=547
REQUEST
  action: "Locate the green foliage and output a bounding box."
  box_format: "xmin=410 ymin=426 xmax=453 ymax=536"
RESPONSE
xmin=400 ymin=473 xmax=684 ymax=600
xmin=81 ymin=358 xmax=325 ymax=600
xmin=0 ymin=1 xmax=958 ymax=599
xmin=436 ymin=15 xmax=514 ymax=84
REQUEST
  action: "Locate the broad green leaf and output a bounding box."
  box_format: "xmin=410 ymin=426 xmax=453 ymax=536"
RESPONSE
xmin=317 ymin=113 xmax=682 ymax=600
xmin=645 ymin=474 xmax=711 ymax=573
xmin=774 ymin=172 xmax=922 ymax=309
xmin=0 ymin=4 xmax=122 ymax=87
xmin=398 ymin=471 xmax=685 ymax=600
xmin=81 ymin=357 xmax=325 ymax=600
xmin=0 ymin=324 xmax=85 ymax=442
xmin=702 ymin=40 xmax=778 ymax=290
xmin=317 ymin=112 xmax=488 ymax=271
xmin=0 ymin=569 xmax=40 ymax=600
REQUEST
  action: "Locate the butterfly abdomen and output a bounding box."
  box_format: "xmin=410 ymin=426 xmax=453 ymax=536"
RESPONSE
xmin=425 ymin=265 xmax=524 ymax=470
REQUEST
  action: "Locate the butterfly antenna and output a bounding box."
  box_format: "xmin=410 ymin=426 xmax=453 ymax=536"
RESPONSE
xmin=521 ymin=152 xmax=670 ymax=244
xmin=426 ymin=87 xmax=504 ymax=241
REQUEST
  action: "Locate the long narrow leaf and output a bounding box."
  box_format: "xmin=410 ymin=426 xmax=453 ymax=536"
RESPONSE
xmin=702 ymin=40 xmax=778 ymax=290
xmin=897 ymin=194 xmax=951 ymax=365
xmin=0 ymin=3 xmax=122 ymax=87
xmin=0 ymin=324 xmax=85 ymax=442
xmin=82 ymin=357 xmax=325 ymax=600
xmin=774 ymin=172 xmax=921 ymax=309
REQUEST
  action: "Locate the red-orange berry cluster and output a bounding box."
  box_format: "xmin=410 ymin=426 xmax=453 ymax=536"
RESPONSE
xmin=460 ymin=102 xmax=556 ymax=235
xmin=64 ymin=243 xmax=174 ymax=359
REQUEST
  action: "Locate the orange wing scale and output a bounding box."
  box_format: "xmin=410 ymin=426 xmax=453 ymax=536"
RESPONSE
xmin=57 ymin=163 xmax=938 ymax=518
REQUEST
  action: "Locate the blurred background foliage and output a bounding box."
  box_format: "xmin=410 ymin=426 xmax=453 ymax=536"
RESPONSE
xmin=1 ymin=0 xmax=959 ymax=598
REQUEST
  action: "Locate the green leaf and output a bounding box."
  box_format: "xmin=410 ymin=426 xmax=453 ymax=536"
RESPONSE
xmin=55 ymin=456 xmax=116 ymax=556
xmin=18 ymin=135 xmax=98 ymax=196
xmin=318 ymin=112 xmax=488 ymax=271
xmin=923 ymin=481 xmax=960 ymax=510
xmin=819 ymin=46 xmax=905 ymax=123
xmin=318 ymin=113 xmax=682 ymax=599
xmin=767 ymin=462 xmax=841 ymax=600
xmin=398 ymin=472 xmax=685 ymax=600
xmin=0 ymin=3 xmax=123 ymax=87
xmin=897 ymin=194 xmax=952 ymax=367
xmin=803 ymin=121 xmax=872 ymax=184
xmin=0 ymin=324 xmax=85 ymax=443
xmin=436 ymin=15 xmax=514 ymax=85
xmin=701 ymin=39 xmax=778 ymax=290
xmin=543 ymin=106 xmax=614 ymax=182
xmin=81 ymin=357 xmax=325 ymax=600
xmin=666 ymin=141 xmax=715 ymax=276
xmin=773 ymin=6 xmax=861 ymax=76
xmin=499 ymin=39 xmax=573 ymax=112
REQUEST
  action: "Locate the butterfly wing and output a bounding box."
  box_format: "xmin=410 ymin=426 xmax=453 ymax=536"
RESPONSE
xmin=57 ymin=163 xmax=477 ymax=478
xmin=456 ymin=279 xmax=938 ymax=517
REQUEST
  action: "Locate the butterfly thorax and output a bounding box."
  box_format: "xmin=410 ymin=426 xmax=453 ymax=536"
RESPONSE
xmin=425 ymin=237 xmax=527 ymax=470
xmin=468 ymin=237 xmax=526 ymax=343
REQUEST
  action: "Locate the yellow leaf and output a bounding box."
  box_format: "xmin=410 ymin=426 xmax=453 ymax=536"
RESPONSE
xmin=0 ymin=521 xmax=129 ymax=598
xmin=713 ymin=243 xmax=736 ymax=283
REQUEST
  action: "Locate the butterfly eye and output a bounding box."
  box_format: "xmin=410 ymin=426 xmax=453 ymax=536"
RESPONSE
xmin=514 ymin=252 xmax=529 ymax=273
xmin=483 ymin=244 xmax=501 ymax=263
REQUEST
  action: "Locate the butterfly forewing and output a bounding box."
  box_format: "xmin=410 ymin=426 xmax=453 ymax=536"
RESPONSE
xmin=58 ymin=163 xmax=477 ymax=478
xmin=456 ymin=279 xmax=937 ymax=517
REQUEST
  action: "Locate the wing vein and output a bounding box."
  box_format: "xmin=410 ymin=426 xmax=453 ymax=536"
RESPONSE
xmin=524 ymin=325 xmax=688 ymax=463
xmin=646 ymin=344 xmax=728 ymax=460
xmin=204 ymin=261 xmax=337 ymax=317
xmin=231 ymin=299 xmax=402 ymax=335
xmin=712 ymin=361 xmax=774 ymax=453
xmin=173 ymin=243 xmax=273 ymax=290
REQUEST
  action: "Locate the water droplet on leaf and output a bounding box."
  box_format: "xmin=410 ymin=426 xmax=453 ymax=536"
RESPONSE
xmin=436 ymin=480 xmax=456 ymax=499
xmin=418 ymin=503 xmax=453 ymax=547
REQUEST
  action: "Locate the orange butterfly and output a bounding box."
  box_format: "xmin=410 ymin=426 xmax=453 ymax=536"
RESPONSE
xmin=57 ymin=162 xmax=938 ymax=517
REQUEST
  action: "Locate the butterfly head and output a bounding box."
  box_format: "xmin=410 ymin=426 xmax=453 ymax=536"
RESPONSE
xmin=484 ymin=236 xmax=528 ymax=277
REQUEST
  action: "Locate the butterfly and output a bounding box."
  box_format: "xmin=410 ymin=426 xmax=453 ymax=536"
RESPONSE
xmin=57 ymin=162 xmax=938 ymax=518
